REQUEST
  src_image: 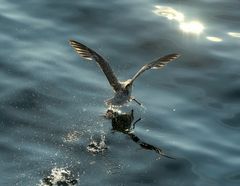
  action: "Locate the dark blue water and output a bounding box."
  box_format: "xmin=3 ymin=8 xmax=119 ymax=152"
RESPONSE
xmin=1 ymin=0 xmax=240 ymax=185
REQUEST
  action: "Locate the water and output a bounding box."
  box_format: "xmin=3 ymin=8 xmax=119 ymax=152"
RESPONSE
xmin=0 ymin=0 xmax=240 ymax=185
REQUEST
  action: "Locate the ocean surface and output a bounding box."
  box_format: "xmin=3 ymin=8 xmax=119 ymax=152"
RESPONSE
xmin=0 ymin=0 xmax=240 ymax=185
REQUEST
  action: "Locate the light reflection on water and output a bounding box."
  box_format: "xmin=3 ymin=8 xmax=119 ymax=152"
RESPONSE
xmin=179 ymin=21 xmax=204 ymax=34
xmin=152 ymin=5 xmax=185 ymax=22
xmin=206 ymin=36 xmax=223 ymax=42
xmin=0 ymin=0 xmax=240 ymax=186
xmin=153 ymin=5 xmax=205 ymax=35
xmin=228 ymin=32 xmax=240 ymax=38
xmin=153 ymin=4 xmax=240 ymax=44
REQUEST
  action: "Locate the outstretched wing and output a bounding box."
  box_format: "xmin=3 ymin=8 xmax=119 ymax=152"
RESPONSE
xmin=69 ymin=40 xmax=121 ymax=92
xmin=129 ymin=53 xmax=180 ymax=84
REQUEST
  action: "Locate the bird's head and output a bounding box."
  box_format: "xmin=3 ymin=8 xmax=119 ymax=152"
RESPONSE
xmin=123 ymin=79 xmax=133 ymax=92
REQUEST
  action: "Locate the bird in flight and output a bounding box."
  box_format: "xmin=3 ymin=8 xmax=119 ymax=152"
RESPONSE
xmin=69 ymin=40 xmax=180 ymax=107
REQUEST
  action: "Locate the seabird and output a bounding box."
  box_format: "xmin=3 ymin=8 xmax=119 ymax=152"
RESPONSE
xmin=69 ymin=40 xmax=180 ymax=107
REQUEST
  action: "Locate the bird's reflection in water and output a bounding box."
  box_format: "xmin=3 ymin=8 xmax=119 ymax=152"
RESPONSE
xmin=105 ymin=109 xmax=175 ymax=159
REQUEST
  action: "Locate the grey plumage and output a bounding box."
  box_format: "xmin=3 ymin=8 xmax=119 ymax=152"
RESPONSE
xmin=69 ymin=40 xmax=121 ymax=92
xmin=129 ymin=53 xmax=180 ymax=84
xmin=69 ymin=39 xmax=180 ymax=106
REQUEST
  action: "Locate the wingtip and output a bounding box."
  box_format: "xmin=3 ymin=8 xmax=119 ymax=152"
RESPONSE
xmin=164 ymin=53 xmax=181 ymax=61
xmin=173 ymin=53 xmax=181 ymax=57
xmin=171 ymin=53 xmax=181 ymax=60
xmin=69 ymin=39 xmax=76 ymax=45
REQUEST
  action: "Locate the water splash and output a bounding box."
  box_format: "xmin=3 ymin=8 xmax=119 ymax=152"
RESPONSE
xmin=87 ymin=134 xmax=108 ymax=154
xmin=63 ymin=131 xmax=82 ymax=143
xmin=38 ymin=167 xmax=78 ymax=186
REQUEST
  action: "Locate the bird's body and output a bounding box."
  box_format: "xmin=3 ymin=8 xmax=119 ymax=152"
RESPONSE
xmin=105 ymin=88 xmax=131 ymax=106
xmin=69 ymin=40 xmax=180 ymax=107
xmin=105 ymin=80 xmax=132 ymax=106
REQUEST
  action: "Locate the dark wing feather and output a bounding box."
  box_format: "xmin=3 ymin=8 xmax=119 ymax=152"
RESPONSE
xmin=130 ymin=53 xmax=180 ymax=83
xmin=69 ymin=40 xmax=121 ymax=92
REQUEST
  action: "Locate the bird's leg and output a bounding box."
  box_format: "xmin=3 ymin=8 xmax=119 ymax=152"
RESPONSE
xmin=132 ymin=118 xmax=141 ymax=129
xmin=131 ymin=97 xmax=143 ymax=106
